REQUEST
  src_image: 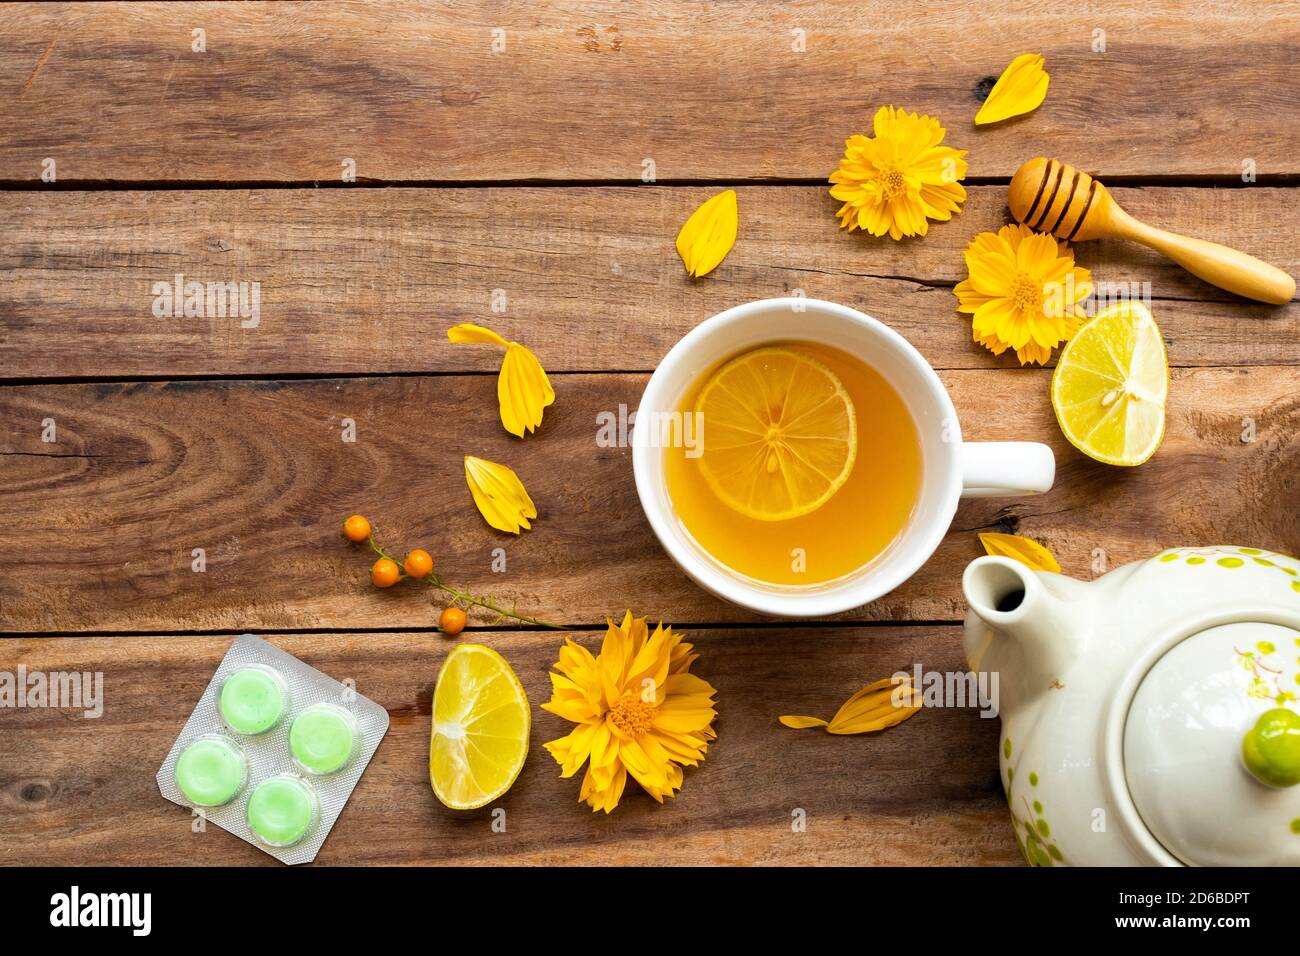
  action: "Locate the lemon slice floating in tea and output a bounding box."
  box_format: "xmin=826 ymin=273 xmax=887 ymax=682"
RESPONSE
xmin=1051 ymin=302 xmax=1168 ymax=467
xmin=695 ymin=346 xmax=858 ymax=520
xmin=429 ymin=644 xmax=530 ymax=810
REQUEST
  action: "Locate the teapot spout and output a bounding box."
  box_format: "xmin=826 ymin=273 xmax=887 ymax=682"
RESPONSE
xmin=962 ymin=556 xmax=1085 ymax=697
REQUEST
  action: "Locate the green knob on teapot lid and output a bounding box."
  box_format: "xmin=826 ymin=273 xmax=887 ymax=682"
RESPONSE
xmin=1242 ymin=708 xmax=1300 ymax=788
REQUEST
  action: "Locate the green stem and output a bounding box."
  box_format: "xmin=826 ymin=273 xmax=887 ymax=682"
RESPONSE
xmin=368 ymin=538 xmax=562 ymax=630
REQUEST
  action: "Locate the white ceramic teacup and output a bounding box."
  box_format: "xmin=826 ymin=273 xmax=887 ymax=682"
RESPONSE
xmin=632 ymin=298 xmax=1055 ymax=617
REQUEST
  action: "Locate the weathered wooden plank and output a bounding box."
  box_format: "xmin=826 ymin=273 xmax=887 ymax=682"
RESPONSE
xmin=0 ymin=629 xmax=1018 ymax=866
xmin=1 ymin=2 xmax=1296 ymax=183
xmin=1 ymin=185 xmax=1295 ymax=379
xmin=0 ymin=367 xmax=1296 ymax=632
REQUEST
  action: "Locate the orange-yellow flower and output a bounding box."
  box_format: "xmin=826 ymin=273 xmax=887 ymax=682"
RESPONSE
xmin=829 ymin=106 xmax=968 ymax=240
xmin=542 ymin=612 xmax=718 ymax=813
xmin=954 ymin=223 xmax=1092 ymax=365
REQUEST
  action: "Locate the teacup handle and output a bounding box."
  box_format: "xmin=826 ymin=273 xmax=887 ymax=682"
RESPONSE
xmin=959 ymin=442 xmax=1055 ymax=498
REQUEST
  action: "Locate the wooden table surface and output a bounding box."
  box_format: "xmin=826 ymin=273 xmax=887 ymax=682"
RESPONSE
xmin=1 ymin=1 xmax=1297 ymax=866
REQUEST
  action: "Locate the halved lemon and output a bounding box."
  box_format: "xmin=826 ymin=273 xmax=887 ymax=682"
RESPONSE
xmin=429 ymin=644 xmax=530 ymax=810
xmin=695 ymin=346 xmax=857 ymax=520
xmin=1051 ymin=302 xmax=1168 ymax=467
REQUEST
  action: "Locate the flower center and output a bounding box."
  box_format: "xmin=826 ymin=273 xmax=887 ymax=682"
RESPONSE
xmin=878 ymin=167 xmax=908 ymax=199
xmin=1010 ymin=273 xmax=1043 ymax=312
xmin=609 ymin=692 xmax=657 ymax=739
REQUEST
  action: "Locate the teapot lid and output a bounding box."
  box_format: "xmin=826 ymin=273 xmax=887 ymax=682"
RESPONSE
xmin=1124 ymin=621 xmax=1300 ymax=866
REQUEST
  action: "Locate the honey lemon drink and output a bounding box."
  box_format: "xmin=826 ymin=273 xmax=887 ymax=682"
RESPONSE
xmin=664 ymin=342 xmax=921 ymax=586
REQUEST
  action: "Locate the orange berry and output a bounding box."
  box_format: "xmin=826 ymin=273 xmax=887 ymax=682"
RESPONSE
xmin=343 ymin=514 xmax=371 ymax=542
xmin=371 ymin=558 xmax=401 ymax=588
xmin=439 ymin=606 xmax=467 ymax=635
xmin=404 ymin=549 xmax=434 ymax=579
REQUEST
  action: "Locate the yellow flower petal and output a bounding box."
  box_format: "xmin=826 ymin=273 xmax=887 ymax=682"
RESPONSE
xmin=675 ymin=189 xmax=738 ymax=278
xmin=497 ymin=342 xmax=555 ymax=437
xmin=448 ymin=324 xmax=555 ymax=437
xmin=463 ymin=455 xmax=537 ymax=534
xmin=975 ymin=54 xmax=1050 ymax=126
xmin=447 ymin=323 xmax=510 ymax=347
xmin=779 ymin=715 xmax=830 ymax=729
xmin=978 ymin=532 xmax=1061 ymax=573
xmin=779 ymin=676 xmax=922 ymax=735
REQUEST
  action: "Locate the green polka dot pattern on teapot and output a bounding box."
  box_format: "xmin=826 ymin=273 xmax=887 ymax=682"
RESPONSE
xmin=1157 ymin=547 xmax=1300 ymax=600
xmin=1002 ymin=736 xmax=1064 ymax=867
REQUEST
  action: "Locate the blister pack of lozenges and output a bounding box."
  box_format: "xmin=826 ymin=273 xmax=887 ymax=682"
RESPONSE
xmin=156 ymin=634 xmax=389 ymax=864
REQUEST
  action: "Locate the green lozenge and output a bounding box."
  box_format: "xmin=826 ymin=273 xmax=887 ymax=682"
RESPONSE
xmin=289 ymin=703 xmax=359 ymax=776
xmin=174 ymin=735 xmax=247 ymax=807
xmin=246 ymin=774 xmax=319 ymax=847
xmin=219 ymin=665 xmax=288 ymax=736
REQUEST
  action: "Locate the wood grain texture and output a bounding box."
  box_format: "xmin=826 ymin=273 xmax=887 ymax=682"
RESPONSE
xmin=1 ymin=367 xmax=1296 ymax=633
xmin=2 ymin=185 xmax=1296 ymax=380
xmin=0 ymin=629 xmax=1019 ymax=866
xmin=1 ymin=2 xmax=1297 ymax=183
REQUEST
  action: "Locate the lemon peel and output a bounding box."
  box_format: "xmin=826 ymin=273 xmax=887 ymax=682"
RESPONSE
xmin=448 ymin=323 xmax=555 ymax=437
xmin=675 ymin=189 xmax=738 ymax=278
xmin=780 ymin=676 xmax=921 ymax=735
xmin=978 ymin=532 xmax=1061 ymax=573
xmin=975 ymin=54 xmax=1050 ymax=126
xmin=464 ymin=455 xmax=537 ymax=534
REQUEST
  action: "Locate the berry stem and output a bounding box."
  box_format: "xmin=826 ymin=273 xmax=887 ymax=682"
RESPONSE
xmin=368 ymin=538 xmax=562 ymax=629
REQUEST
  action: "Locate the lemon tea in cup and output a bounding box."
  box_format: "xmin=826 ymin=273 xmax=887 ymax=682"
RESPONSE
xmin=634 ymin=298 xmax=1055 ymax=617
xmin=664 ymin=341 xmax=921 ymax=586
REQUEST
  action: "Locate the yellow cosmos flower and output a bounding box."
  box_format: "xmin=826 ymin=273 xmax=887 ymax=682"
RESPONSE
xmin=779 ymin=676 xmax=921 ymax=734
xmin=448 ymin=324 xmax=555 ymax=437
xmin=542 ymin=612 xmax=718 ymax=813
xmin=954 ymin=223 xmax=1092 ymax=365
xmin=675 ymin=189 xmax=738 ymax=278
xmin=975 ymin=54 xmax=1050 ymax=126
xmin=828 ymin=106 xmax=968 ymax=240
xmin=463 ymin=456 xmax=537 ymax=534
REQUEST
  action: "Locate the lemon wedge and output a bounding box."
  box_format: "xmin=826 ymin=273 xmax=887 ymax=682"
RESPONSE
xmin=1051 ymin=302 xmax=1168 ymax=467
xmin=695 ymin=346 xmax=857 ymax=520
xmin=429 ymin=644 xmax=530 ymax=810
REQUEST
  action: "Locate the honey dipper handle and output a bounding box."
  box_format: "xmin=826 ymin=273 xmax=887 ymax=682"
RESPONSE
xmin=1112 ymin=213 xmax=1295 ymax=305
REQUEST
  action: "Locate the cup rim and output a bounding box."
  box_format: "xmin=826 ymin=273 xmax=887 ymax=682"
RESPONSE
xmin=633 ymin=297 xmax=963 ymax=618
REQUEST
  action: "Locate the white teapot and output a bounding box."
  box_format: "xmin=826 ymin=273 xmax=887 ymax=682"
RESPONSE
xmin=962 ymin=546 xmax=1300 ymax=866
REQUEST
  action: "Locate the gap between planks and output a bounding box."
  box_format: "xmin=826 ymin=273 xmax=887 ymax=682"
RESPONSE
xmin=0 ymin=176 xmax=1297 ymax=193
xmin=0 ymin=619 xmax=964 ymax=639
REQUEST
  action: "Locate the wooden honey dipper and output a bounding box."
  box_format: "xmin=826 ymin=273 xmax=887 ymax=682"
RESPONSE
xmin=1008 ymin=157 xmax=1295 ymax=305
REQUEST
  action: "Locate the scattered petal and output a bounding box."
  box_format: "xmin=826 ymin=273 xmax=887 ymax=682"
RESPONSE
xmin=975 ymin=54 xmax=1050 ymax=126
xmin=676 ymin=189 xmax=739 ymax=277
xmin=979 ymin=532 xmax=1061 ymax=573
xmin=449 ymin=323 xmax=555 ymax=437
xmin=464 ymin=455 xmax=538 ymax=534
xmin=778 ymin=715 xmax=830 ymax=729
xmin=779 ymin=675 xmax=922 ymax=735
